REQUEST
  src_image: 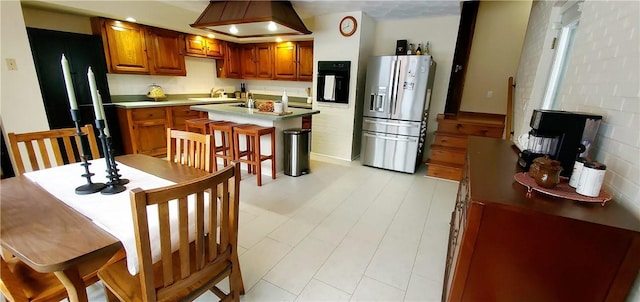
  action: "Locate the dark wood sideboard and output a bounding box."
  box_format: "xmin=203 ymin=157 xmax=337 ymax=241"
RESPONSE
xmin=443 ymin=137 xmax=640 ymax=302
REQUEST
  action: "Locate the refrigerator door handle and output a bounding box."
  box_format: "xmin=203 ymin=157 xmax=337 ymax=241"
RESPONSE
xmin=364 ymin=120 xmax=418 ymax=128
xmin=363 ymin=133 xmax=418 ymax=143
xmin=388 ymin=58 xmax=398 ymax=114
xmin=391 ymin=59 xmax=402 ymax=115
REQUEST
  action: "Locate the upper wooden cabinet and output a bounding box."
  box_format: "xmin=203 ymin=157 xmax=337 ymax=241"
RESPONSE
xmin=92 ymin=17 xmax=186 ymax=76
xmin=274 ymin=41 xmax=313 ymax=81
xmin=274 ymin=42 xmax=297 ymax=80
xmin=93 ymin=18 xmax=149 ymax=74
xmin=146 ymin=27 xmax=186 ymax=76
xmin=297 ymin=41 xmax=314 ymax=81
xmin=185 ymin=35 xmax=224 ymax=58
xmin=241 ymin=44 xmax=273 ymax=79
xmin=218 ymin=42 xmax=242 ymax=79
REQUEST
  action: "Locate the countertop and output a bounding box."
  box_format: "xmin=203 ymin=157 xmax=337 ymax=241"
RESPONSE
xmin=111 ymin=97 xmax=313 ymax=109
xmin=190 ymin=103 xmax=319 ymax=121
xmin=111 ymin=97 xmax=240 ymax=109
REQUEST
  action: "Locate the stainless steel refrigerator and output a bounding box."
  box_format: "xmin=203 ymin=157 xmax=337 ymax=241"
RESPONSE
xmin=360 ymin=55 xmax=436 ymax=173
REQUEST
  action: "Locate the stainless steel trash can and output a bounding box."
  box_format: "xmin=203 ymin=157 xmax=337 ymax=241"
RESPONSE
xmin=283 ymin=128 xmax=311 ymax=176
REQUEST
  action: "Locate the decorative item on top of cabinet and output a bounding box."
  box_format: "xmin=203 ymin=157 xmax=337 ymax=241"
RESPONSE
xmin=216 ymin=42 xmax=242 ymax=79
xmin=185 ymin=34 xmax=224 ymax=58
xmin=274 ymin=41 xmax=313 ymax=81
xmin=92 ymin=18 xmax=149 ymax=74
xmin=241 ymin=43 xmax=273 ymax=79
xmin=92 ymin=17 xmax=186 ymax=76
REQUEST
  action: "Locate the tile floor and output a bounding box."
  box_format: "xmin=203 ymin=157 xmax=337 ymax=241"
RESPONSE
xmin=83 ymin=156 xmax=459 ymax=301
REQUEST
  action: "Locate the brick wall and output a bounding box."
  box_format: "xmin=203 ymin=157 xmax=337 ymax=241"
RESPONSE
xmin=515 ymin=1 xmax=640 ymax=299
xmin=513 ymin=0 xmax=555 ymax=139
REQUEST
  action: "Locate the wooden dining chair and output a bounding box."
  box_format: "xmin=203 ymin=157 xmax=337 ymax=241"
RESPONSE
xmin=7 ymin=125 xmax=101 ymax=175
xmin=0 ymin=249 xmax=125 ymax=302
xmin=97 ymin=162 xmax=244 ymax=302
xmin=167 ymin=128 xmax=212 ymax=173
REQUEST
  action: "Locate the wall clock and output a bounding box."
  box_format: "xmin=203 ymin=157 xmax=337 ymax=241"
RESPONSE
xmin=339 ymin=16 xmax=357 ymax=37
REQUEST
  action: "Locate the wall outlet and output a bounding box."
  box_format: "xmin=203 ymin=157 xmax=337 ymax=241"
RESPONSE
xmin=6 ymin=58 xmax=17 ymax=71
xmin=486 ymin=90 xmax=493 ymax=98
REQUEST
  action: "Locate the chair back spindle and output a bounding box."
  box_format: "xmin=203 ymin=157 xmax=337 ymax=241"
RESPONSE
xmin=167 ymin=128 xmax=212 ymax=173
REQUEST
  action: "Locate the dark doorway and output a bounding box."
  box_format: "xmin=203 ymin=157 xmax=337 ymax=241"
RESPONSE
xmin=1 ymin=128 xmax=15 ymax=179
xmin=444 ymin=1 xmax=480 ymax=115
xmin=26 ymin=28 xmax=122 ymax=155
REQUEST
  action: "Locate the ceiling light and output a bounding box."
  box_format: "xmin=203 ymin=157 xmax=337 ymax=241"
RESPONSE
xmin=125 ymin=17 xmax=136 ymax=23
xmin=207 ymin=34 xmax=215 ymax=38
xmin=229 ymin=25 xmax=239 ymax=34
xmin=191 ymin=0 xmax=312 ymax=38
xmin=268 ymin=21 xmax=277 ymax=31
xmin=276 ymin=37 xmax=283 ymax=43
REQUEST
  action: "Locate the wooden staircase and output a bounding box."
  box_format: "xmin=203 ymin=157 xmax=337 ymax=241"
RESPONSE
xmin=425 ymin=112 xmax=505 ymax=181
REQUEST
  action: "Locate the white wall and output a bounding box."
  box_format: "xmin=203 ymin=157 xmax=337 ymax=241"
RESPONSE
xmin=351 ymin=12 xmax=376 ymax=158
xmin=310 ymin=11 xmax=364 ymax=161
xmin=515 ymin=1 xmax=640 ymax=298
xmin=0 ymin=1 xmax=49 ymax=134
xmin=372 ymin=16 xmax=461 ymax=159
xmin=513 ymin=1 xmax=559 ymax=141
xmin=460 ymin=0 xmax=531 ymax=114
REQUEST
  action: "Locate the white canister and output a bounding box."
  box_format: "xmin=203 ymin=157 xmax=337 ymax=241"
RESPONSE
xmin=568 ymin=157 xmax=587 ymax=188
xmin=576 ymin=162 xmax=606 ymax=197
xmin=273 ymin=102 xmax=283 ymax=113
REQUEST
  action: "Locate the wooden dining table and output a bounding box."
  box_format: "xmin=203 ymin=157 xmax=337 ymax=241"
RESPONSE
xmin=0 ymin=154 xmax=210 ymax=302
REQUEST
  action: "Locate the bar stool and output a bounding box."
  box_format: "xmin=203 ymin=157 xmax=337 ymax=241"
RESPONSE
xmin=185 ymin=117 xmax=215 ymax=134
xmin=233 ymin=124 xmax=276 ymax=186
xmin=208 ymin=121 xmax=249 ymax=172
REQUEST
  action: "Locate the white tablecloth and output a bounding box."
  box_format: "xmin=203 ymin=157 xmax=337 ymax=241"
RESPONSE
xmin=24 ymin=159 xmax=209 ymax=275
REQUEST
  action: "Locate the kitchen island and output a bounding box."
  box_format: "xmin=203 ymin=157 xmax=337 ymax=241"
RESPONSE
xmin=191 ymin=103 xmax=319 ymax=176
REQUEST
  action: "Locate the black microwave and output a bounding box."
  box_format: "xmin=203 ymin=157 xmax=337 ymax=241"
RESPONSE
xmin=317 ymin=61 xmax=350 ymax=104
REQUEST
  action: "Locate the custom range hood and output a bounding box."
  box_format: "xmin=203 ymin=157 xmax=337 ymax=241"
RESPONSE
xmin=190 ymin=0 xmax=312 ymax=38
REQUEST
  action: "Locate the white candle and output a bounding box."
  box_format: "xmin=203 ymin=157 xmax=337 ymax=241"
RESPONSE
xmin=61 ymin=54 xmax=78 ymax=110
xmin=97 ymin=91 xmax=110 ymax=137
xmin=87 ymin=67 xmax=104 ymax=120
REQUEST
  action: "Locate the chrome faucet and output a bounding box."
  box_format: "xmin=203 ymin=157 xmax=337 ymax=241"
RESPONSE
xmin=210 ymin=88 xmax=225 ymax=98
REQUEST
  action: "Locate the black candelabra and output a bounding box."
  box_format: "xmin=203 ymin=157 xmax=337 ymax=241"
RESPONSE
xmin=71 ymin=109 xmax=106 ymax=194
xmin=95 ymin=119 xmax=129 ymax=195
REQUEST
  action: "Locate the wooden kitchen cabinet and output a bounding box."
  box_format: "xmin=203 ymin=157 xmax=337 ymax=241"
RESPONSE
xmin=168 ymin=105 xmax=206 ymax=130
xmin=443 ymin=137 xmax=640 ymax=302
xmin=146 ymin=27 xmax=186 ymax=76
xmin=274 ymin=41 xmax=314 ymax=81
xmin=93 ymin=18 xmax=150 ymax=74
xmin=117 ymin=107 xmax=168 ymax=156
xmin=302 ymin=115 xmax=312 ymax=130
xmin=273 ymin=42 xmax=297 ymax=80
xmin=92 ymin=17 xmax=186 ymax=76
xmin=217 ymin=42 xmax=242 ymax=79
xmin=185 ymin=34 xmax=224 ymax=58
xmin=297 ymin=41 xmax=314 ymax=81
xmin=241 ymin=43 xmax=273 ymax=79
xmin=117 ymin=105 xmax=207 ymax=156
